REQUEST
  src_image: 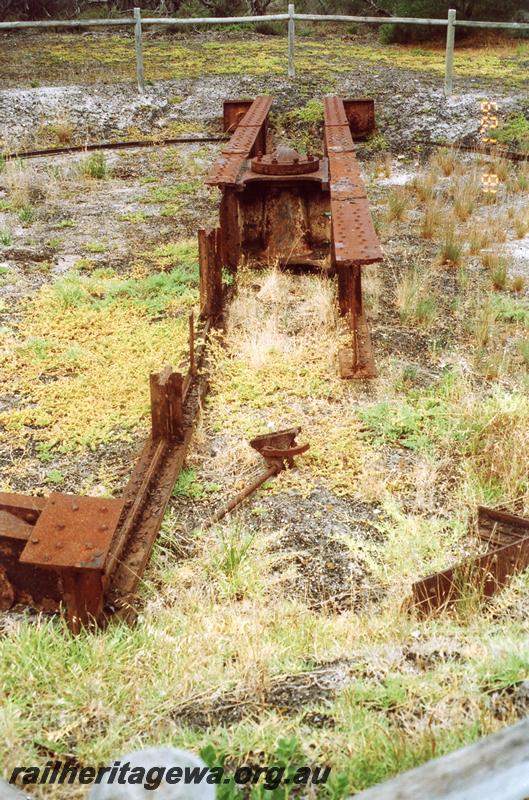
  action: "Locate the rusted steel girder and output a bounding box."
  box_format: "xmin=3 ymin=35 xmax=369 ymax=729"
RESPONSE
xmin=410 ymin=507 xmax=529 ymax=615
xmin=204 ymin=95 xmax=383 ymax=379
xmin=0 ymin=316 xmax=211 ymax=632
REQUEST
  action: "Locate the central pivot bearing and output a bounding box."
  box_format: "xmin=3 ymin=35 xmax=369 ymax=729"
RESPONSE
xmin=251 ymin=145 xmax=320 ymax=176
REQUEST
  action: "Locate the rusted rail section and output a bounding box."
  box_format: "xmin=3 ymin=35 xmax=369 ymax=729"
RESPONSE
xmin=205 ymin=94 xmax=383 ymax=378
xmin=4 ymin=135 xmax=228 ymax=162
xmin=324 ymin=96 xmax=382 ymax=378
xmin=0 ymin=316 xmax=211 ymax=632
xmin=410 ymin=506 xmax=529 ymax=615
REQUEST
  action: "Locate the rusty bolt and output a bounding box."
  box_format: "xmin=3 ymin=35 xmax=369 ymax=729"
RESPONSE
xmin=55 ymin=543 xmax=63 ymax=550
xmin=56 ymin=523 xmax=65 ymax=530
xmin=85 ymin=543 xmax=94 ymax=551
xmin=99 ymin=524 xmax=108 ymax=532
xmin=99 ymin=507 xmax=108 ymax=513
xmin=30 ymin=537 xmax=39 ymax=544
xmin=72 ymin=502 xmax=79 ymax=511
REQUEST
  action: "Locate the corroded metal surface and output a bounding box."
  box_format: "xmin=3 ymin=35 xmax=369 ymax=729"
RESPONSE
xmin=251 ymin=148 xmax=320 ymax=176
xmin=331 ymin=197 xmax=383 ymax=266
xmin=237 ymin=95 xmax=273 ymax=127
xmin=328 ymin=152 xmax=366 ymax=199
xmin=324 ymin=96 xmax=382 ymax=378
xmin=343 ymin=98 xmax=376 ymax=140
xmin=222 ymin=125 xmax=264 ymax=155
xmin=223 ymin=99 xmax=253 ymax=133
xmin=323 ymin=95 xmax=350 ymax=127
xmin=20 ymin=494 xmax=123 ymax=571
xmin=201 ymin=427 xmax=309 ymax=530
xmin=411 ymin=507 xmax=529 ymax=614
xmin=206 ymin=154 xmax=245 ymax=187
xmin=324 ymin=125 xmax=356 ymax=154
xmin=206 ymin=94 xmax=383 ymax=378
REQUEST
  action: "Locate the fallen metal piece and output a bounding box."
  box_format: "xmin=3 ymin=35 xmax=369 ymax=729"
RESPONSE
xmin=410 ymin=506 xmax=529 ymax=615
xmin=0 ymin=315 xmax=212 ymax=632
xmin=200 ymin=427 xmax=309 ymax=529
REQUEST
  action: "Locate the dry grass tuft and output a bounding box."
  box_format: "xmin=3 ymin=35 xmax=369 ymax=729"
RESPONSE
xmin=432 ymin=147 xmax=457 ymax=177
xmin=513 ymin=214 xmax=529 ymax=239
xmin=511 ymin=275 xmax=526 ymax=294
xmin=419 ymin=199 xmax=445 ymax=239
xmin=466 ymin=222 xmax=493 ymax=255
xmin=410 ymin=170 xmax=437 ymax=204
xmin=386 ymin=186 xmax=408 ymax=222
xmin=394 ymin=265 xmax=436 ymax=326
xmin=453 ymin=179 xmax=479 ymax=222
xmin=438 ymin=225 xmax=464 ymax=267
xmin=3 ymin=160 xmax=50 ymax=208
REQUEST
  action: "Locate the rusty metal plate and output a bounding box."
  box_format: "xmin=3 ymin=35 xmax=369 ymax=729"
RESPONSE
xmin=222 ymin=126 xmax=262 ymax=156
xmin=325 ymin=125 xmax=355 ymax=154
xmin=20 ymin=493 xmax=124 ymax=571
xmin=329 ymin=153 xmax=366 ymax=199
xmin=411 ymin=536 xmax=529 ymax=614
xmin=324 ymin=95 xmax=349 ymax=127
xmin=332 ymin=198 xmax=383 ymax=265
xmin=343 ymin=98 xmax=375 ymax=140
xmin=238 ymin=96 xmax=273 ymax=128
xmin=206 ymin=154 xmax=245 ymax=186
xmin=223 ymin=99 xmax=253 ymax=132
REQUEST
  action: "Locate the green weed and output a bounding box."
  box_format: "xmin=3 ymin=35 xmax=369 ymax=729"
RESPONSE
xmin=80 ymin=151 xmax=107 ymax=179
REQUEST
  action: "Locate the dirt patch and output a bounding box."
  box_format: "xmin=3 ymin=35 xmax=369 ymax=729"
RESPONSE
xmin=242 ymin=488 xmax=382 ymax=611
xmin=171 ymin=661 xmax=357 ymax=729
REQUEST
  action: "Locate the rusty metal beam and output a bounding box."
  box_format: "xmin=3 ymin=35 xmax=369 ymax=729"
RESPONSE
xmin=411 ymin=506 xmax=529 ymax=615
xmin=325 ymin=96 xmax=382 ymax=379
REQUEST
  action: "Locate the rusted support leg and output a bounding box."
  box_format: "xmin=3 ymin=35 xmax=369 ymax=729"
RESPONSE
xmin=338 ymin=266 xmax=376 ymax=380
xmin=219 ymin=188 xmax=240 ymax=270
xmin=150 ymin=367 xmax=183 ymax=442
xmin=198 ymin=227 xmax=223 ymax=319
xmin=61 ymin=569 xmax=104 ymax=634
xmin=337 ymin=265 xmax=353 ymax=317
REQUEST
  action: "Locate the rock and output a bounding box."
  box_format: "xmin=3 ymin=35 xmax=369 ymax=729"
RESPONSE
xmin=0 ymin=779 xmax=31 ymax=799
xmin=88 ymin=747 xmax=216 ymax=799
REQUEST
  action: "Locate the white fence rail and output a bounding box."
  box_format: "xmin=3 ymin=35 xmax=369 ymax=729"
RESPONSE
xmin=1 ymin=7 xmax=528 ymax=96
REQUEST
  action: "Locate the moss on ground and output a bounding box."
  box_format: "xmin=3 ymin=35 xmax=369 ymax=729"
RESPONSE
xmin=0 ymin=251 xmax=198 ymax=452
xmin=1 ymin=32 xmax=527 ymax=87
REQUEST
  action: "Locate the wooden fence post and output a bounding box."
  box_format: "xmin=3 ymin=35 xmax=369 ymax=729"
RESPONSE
xmin=134 ymin=7 xmax=145 ymax=94
xmin=444 ymin=8 xmax=456 ymax=97
xmin=288 ymin=3 xmax=295 ymax=78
